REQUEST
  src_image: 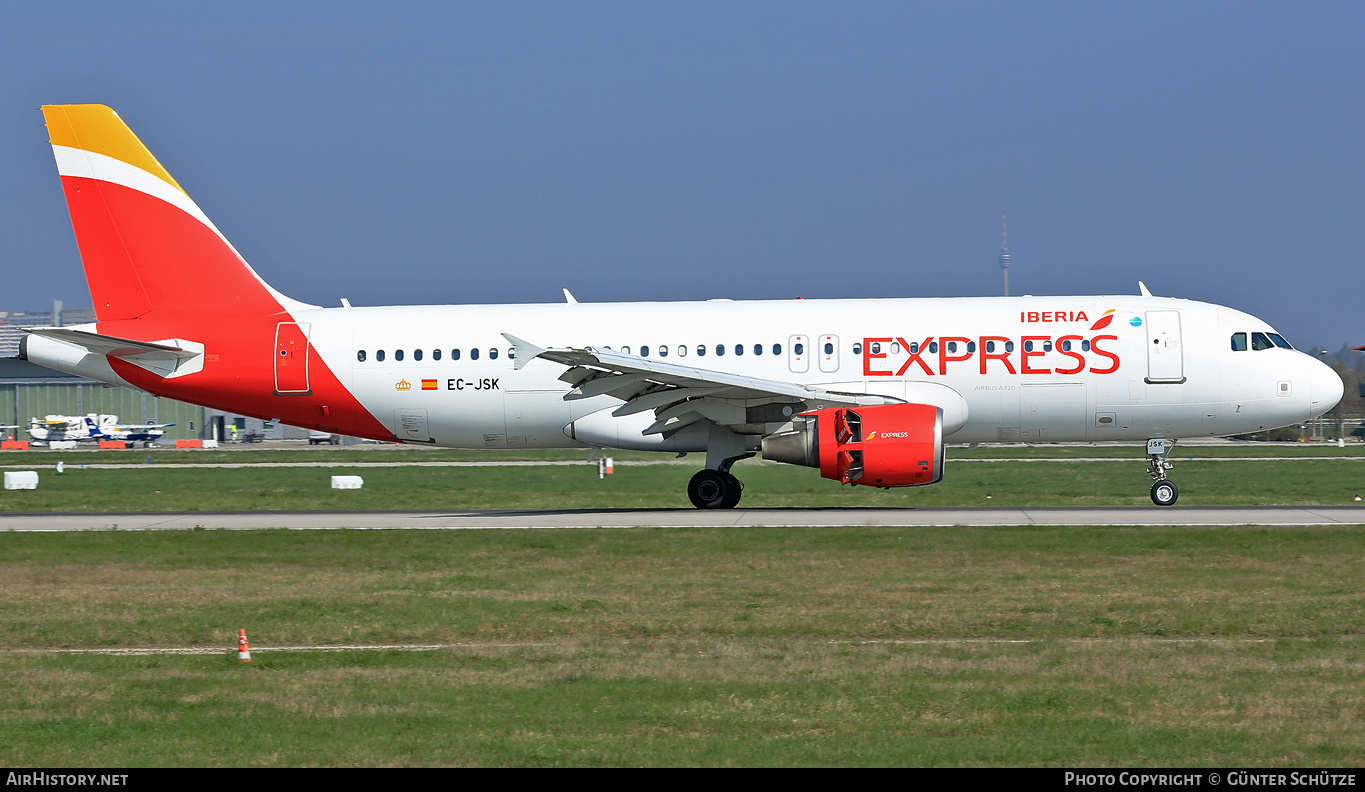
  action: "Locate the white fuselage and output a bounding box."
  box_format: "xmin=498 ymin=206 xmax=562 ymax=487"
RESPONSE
xmin=276 ymin=294 xmax=1338 ymax=450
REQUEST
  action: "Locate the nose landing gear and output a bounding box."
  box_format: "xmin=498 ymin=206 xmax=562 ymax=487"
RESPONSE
xmin=1147 ymin=438 xmax=1178 ymax=506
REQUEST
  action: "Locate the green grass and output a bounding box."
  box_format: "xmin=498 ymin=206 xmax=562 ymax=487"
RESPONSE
xmin=1 ymin=526 xmax=1363 ymax=766
xmin=1 ymin=446 xmax=1363 ymax=766
xmin=1 ymin=441 xmax=1363 ymax=467
xmin=0 ymin=454 xmax=1363 ymax=511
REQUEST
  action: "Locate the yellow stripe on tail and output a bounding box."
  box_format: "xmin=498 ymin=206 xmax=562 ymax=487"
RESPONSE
xmin=43 ymin=104 xmax=185 ymax=195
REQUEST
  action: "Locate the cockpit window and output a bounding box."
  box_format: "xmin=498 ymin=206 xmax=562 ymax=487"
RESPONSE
xmin=1251 ymin=332 xmax=1274 ymax=351
xmin=1231 ymin=332 xmax=1247 ymax=351
xmin=1268 ymin=333 xmax=1293 ymax=350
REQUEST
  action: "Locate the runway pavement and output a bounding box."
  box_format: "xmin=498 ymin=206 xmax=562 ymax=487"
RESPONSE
xmin=1 ymin=506 xmax=1363 ymax=531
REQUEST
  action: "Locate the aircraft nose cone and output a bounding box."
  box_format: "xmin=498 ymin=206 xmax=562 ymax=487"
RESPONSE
xmin=1308 ymin=357 xmax=1343 ymax=419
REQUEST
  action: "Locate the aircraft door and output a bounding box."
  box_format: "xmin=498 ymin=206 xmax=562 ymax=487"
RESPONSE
xmin=788 ymin=335 xmax=809 ymax=374
xmin=393 ymin=408 xmax=433 ymax=443
xmin=818 ymin=334 xmax=839 ymax=373
xmin=274 ymin=322 xmax=312 ymax=395
xmin=1145 ymin=311 xmax=1184 ymax=383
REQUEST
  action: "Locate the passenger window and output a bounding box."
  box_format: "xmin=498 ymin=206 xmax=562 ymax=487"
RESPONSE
xmin=967 ymin=341 xmax=976 ymax=353
xmin=697 ymin=345 xmax=706 ymax=357
xmin=659 ymin=345 xmax=669 ymax=358
xmin=395 ymin=349 xmax=404 ymax=361
xmin=823 ymin=342 xmax=833 ymax=355
xmin=716 ymin=344 xmax=725 ymax=356
xmin=909 ymin=342 xmax=919 ymax=354
xmin=678 ymin=345 xmax=687 ymax=357
xmin=1061 ymin=340 xmax=1071 ymax=352
xmin=853 ymin=343 xmax=863 ymax=355
xmin=754 ymin=344 xmax=762 ymax=356
xmin=929 ymin=342 xmax=938 ymax=354
xmin=986 ymin=341 xmax=996 ymax=353
xmin=891 ymin=342 xmax=901 ymax=354
xmin=489 ymin=348 xmax=498 ymax=360
xmin=414 ymin=349 xmax=423 ymax=361
xmin=947 ymin=341 xmax=957 ymax=353
xmin=1023 ymin=341 xmax=1033 ymax=352
xmin=357 ymin=350 xmax=366 ymax=362
xmin=773 ymin=343 xmax=782 ymax=355
xmin=870 ymin=342 xmax=880 ymax=354
xmin=1081 ymin=340 xmax=1090 ymax=352
xmin=1268 ymin=333 xmax=1293 ymax=350
xmin=471 ymin=348 xmax=480 ymax=360
xmin=734 ymin=344 xmax=743 ymax=356
xmin=377 ymin=350 xmax=386 ymax=362
xmin=433 ymin=349 xmax=441 ymax=361
xmin=1251 ymin=332 xmax=1273 ymax=351
xmin=794 ymin=343 xmax=804 ymax=355
xmin=508 ymin=348 xmax=515 ymax=359
xmin=1042 ymin=341 xmax=1052 ymax=352
xmin=1231 ymin=333 xmax=1247 ymax=351
xmin=452 ymin=349 xmax=460 ymax=360
xmin=621 ymin=346 xmax=631 ymax=355
xmin=641 ymin=346 xmax=649 ymax=357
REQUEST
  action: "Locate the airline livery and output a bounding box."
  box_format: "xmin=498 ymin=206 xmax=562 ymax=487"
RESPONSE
xmin=20 ymin=105 xmax=1344 ymax=507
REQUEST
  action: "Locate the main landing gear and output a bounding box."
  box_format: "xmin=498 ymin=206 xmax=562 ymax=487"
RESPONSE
xmin=1146 ymin=438 xmax=1178 ymax=506
xmin=688 ymin=469 xmax=743 ymax=509
xmin=687 ymin=426 xmax=755 ymax=509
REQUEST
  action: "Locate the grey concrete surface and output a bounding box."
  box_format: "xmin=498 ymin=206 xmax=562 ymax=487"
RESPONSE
xmin=2 ymin=506 xmax=1363 ymax=531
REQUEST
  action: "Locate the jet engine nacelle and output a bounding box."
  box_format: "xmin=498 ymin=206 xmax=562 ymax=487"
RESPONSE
xmin=761 ymin=403 xmax=944 ymax=487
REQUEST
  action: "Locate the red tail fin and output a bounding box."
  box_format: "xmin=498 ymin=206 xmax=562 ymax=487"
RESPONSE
xmin=43 ymin=105 xmax=312 ymax=321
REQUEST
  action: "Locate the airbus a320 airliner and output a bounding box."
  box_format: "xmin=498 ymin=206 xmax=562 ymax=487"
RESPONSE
xmin=20 ymin=105 xmax=1344 ymax=507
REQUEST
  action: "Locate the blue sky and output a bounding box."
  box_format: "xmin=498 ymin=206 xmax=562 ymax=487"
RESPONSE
xmin=3 ymin=2 xmax=1362 ymax=350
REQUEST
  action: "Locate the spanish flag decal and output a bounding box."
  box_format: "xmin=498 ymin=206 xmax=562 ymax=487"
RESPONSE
xmin=421 ymin=379 xmax=438 ymax=391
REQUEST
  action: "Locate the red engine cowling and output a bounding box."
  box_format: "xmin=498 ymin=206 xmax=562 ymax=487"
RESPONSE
xmin=761 ymin=403 xmax=944 ymax=487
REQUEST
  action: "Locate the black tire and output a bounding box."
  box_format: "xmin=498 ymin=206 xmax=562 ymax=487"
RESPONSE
xmin=719 ymin=472 xmax=743 ymax=509
xmin=1150 ymin=479 xmax=1179 ymax=507
xmin=688 ymin=470 xmax=730 ymax=509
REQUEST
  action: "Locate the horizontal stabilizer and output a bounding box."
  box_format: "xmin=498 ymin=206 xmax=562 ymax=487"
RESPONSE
xmin=23 ymin=327 xmax=199 ymax=361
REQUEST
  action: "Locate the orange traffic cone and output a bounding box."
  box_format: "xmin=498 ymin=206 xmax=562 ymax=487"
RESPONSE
xmin=237 ymin=629 xmax=252 ymax=662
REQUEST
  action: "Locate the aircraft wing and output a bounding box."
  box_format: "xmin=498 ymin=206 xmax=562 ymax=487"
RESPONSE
xmin=23 ymin=327 xmax=199 ymax=361
xmin=503 ymin=333 xmax=901 ymax=437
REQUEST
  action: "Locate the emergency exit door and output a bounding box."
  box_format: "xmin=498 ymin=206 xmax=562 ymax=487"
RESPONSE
xmin=274 ymin=322 xmax=312 ymax=395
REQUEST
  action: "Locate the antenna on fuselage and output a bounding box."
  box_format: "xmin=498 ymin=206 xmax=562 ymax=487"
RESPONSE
xmin=999 ymin=209 xmax=1011 ymax=297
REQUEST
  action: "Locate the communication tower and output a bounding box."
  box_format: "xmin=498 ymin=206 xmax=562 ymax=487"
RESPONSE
xmin=999 ymin=211 xmax=1011 ymax=297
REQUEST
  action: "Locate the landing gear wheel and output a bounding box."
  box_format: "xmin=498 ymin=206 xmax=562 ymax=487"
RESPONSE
xmin=688 ymin=470 xmax=730 ymax=509
xmin=719 ymin=472 xmax=743 ymax=509
xmin=1150 ymin=479 xmax=1178 ymax=507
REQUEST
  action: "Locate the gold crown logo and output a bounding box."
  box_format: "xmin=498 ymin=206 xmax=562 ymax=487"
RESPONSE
xmin=395 ymin=380 xmax=411 ymax=391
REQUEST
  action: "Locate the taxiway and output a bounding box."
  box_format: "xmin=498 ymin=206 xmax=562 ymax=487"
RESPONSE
xmin=1 ymin=506 xmax=1363 ymax=531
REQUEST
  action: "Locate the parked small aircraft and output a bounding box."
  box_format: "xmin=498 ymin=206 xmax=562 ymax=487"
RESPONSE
xmin=27 ymin=414 xmax=172 ymax=446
